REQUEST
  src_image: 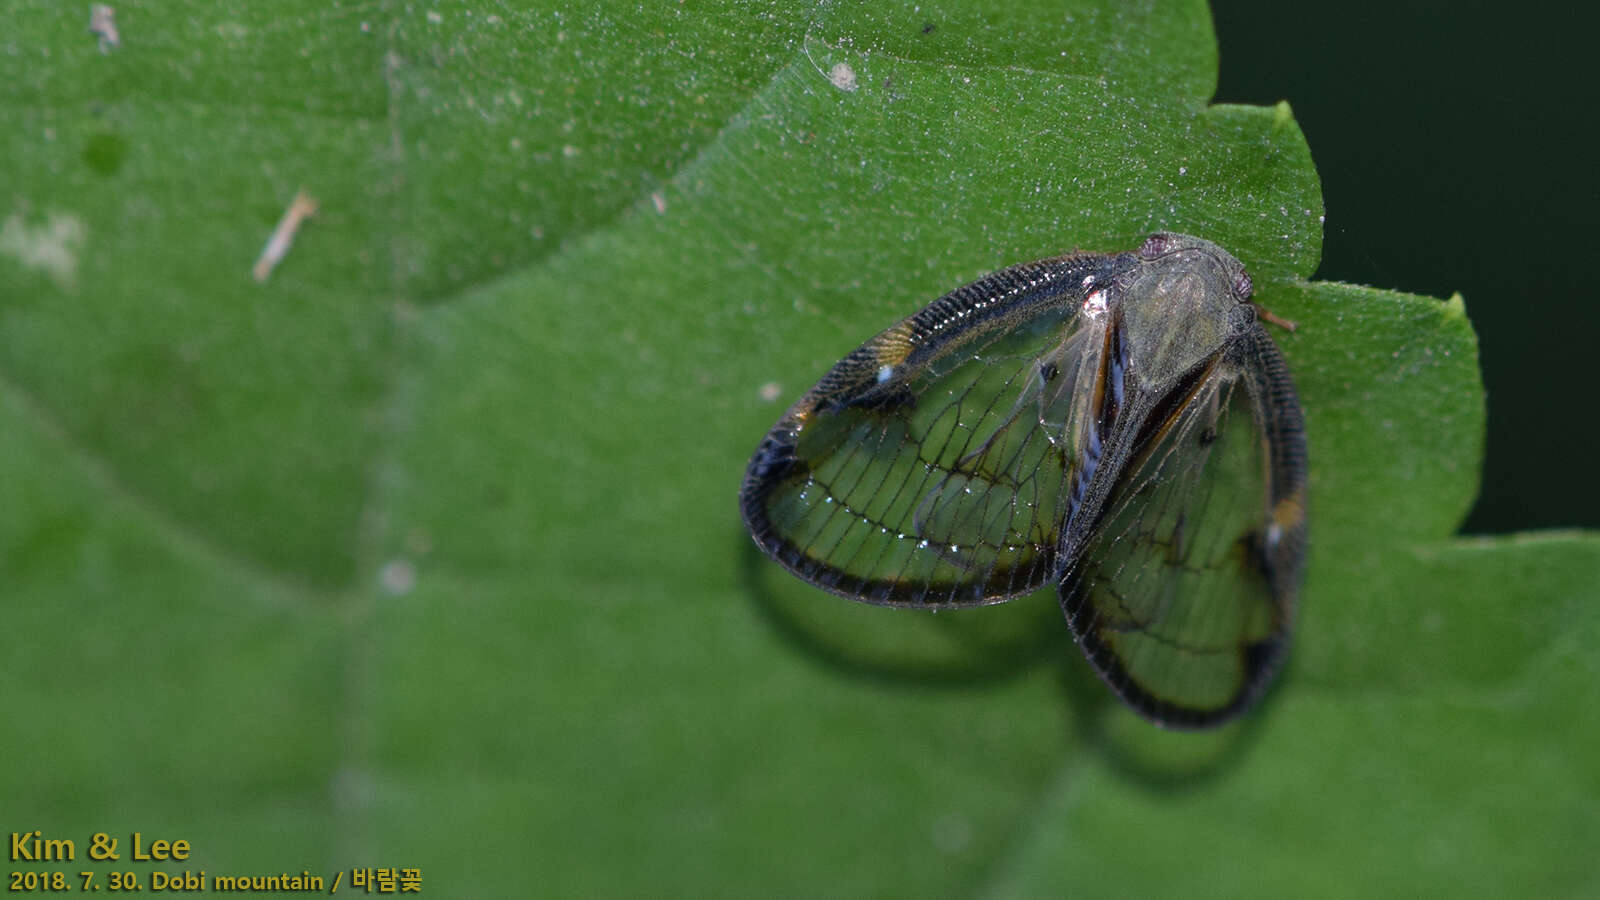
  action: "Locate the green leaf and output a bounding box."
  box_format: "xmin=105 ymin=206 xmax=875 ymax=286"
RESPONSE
xmin=3 ymin=2 xmax=1594 ymax=897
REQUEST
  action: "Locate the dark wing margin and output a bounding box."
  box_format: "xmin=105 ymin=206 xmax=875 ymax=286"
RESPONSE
xmin=740 ymin=252 xmax=1132 ymax=608
xmin=1060 ymin=323 xmax=1307 ymax=728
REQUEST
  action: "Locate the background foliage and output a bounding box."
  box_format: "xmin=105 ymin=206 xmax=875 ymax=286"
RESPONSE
xmin=3 ymin=1 xmax=1595 ymax=897
xmin=1213 ymin=0 xmax=1600 ymax=534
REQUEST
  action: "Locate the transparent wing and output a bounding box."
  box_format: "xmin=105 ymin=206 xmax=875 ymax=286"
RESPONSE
xmin=1059 ymin=327 xmax=1307 ymax=728
xmin=740 ymin=255 xmax=1123 ymax=607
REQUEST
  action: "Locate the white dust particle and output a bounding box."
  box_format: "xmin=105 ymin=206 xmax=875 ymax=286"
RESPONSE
xmin=651 ymin=191 xmax=667 ymax=214
xmin=828 ymin=61 xmax=858 ymax=92
xmin=88 ymin=4 xmax=120 ymax=52
xmin=758 ymin=381 xmax=783 ymax=403
xmin=562 ymin=144 xmax=580 ymax=158
xmin=0 ymin=207 xmax=88 ymax=291
xmin=380 ymin=558 xmax=417 ymax=595
xmin=251 ymin=189 xmax=318 ymax=283
xmin=426 ymin=10 xmax=443 ymax=24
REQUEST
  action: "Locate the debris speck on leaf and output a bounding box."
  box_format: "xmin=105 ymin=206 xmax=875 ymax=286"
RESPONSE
xmin=1 ymin=207 xmax=88 ymax=291
xmin=252 ymin=189 xmax=318 ymax=283
xmin=88 ymin=4 xmax=120 ymax=53
xmin=828 ymin=62 xmax=858 ymax=92
xmin=380 ymin=558 xmax=417 ymax=595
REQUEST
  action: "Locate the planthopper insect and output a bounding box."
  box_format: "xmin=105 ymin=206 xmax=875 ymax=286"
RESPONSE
xmin=739 ymin=233 xmax=1306 ymax=728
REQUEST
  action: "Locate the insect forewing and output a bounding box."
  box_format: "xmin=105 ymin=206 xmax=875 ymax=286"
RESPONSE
xmin=1059 ymin=325 xmax=1304 ymax=727
xmin=741 ymin=253 xmax=1133 ymax=607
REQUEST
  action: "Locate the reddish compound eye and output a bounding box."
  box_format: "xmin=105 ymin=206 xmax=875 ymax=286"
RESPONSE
xmin=1234 ymin=270 xmax=1254 ymax=299
xmin=1138 ymin=233 xmax=1179 ymax=259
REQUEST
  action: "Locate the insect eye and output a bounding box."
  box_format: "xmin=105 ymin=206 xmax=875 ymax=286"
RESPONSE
xmin=1138 ymin=233 xmax=1177 ymax=259
xmin=1233 ymin=271 xmax=1253 ymax=299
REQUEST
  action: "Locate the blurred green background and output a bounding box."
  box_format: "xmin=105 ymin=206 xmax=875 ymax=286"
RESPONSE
xmin=3 ymin=1 xmax=1595 ymax=898
xmin=1213 ymin=0 xmax=1600 ymax=533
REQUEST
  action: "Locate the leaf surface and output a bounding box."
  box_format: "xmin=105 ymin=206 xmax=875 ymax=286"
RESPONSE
xmin=3 ymin=2 xmax=1594 ymax=896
